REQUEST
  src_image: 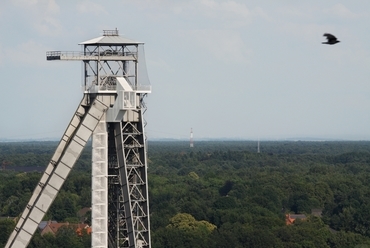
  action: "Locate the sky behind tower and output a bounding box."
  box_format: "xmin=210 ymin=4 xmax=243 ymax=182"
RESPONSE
xmin=1 ymin=1 xmax=370 ymax=141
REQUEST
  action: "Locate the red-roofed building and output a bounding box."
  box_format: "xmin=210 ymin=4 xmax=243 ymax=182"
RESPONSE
xmin=285 ymin=213 xmax=306 ymax=225
xmin=76 ymin=223 xmax=92 ymax=236
xmin=40 ymin=221 xmax=91 ymax=236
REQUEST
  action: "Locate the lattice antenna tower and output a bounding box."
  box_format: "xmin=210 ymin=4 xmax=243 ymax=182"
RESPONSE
xmin=190 ymin=128 xmax=194 ymax=148
xmin=5 ymin=30 xmax=152 ymax=248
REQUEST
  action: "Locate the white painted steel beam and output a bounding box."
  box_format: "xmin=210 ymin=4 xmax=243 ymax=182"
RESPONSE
xmin=5 ymin=96 xmax=110 ymax=248
xmin=91 ymin=118 xmax=108 ymax=248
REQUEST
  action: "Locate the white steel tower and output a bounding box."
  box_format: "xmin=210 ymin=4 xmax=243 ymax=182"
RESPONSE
xmin=5 ymin=30 xmax=152 ymax=248
xmin=190 ymin=128 xmax=194 ymax=148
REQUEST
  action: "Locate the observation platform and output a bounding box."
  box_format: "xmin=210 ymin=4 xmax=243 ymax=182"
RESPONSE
xmin=46 ymin=51 xmax=137 ymax=61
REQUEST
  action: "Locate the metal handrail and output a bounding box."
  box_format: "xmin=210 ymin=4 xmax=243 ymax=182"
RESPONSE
xmin=46 ymin=51 xmax=83 ymax=57
xmin=46 ymin=51 xmax=138 ymax=57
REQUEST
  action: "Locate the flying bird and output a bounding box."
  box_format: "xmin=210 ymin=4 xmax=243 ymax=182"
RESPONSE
xmin=322 ymin=33 xmax=340 ymax=45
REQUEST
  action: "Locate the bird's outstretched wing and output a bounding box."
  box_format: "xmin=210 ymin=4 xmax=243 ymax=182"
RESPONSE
xmin=322 ymin=33 xmax=340 ymax=45
xmin=323 ymin=33 xmax=337 ymax=42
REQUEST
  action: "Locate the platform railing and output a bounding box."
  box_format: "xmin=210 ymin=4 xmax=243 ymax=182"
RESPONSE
xmin=46 ymin=51 xmax=138 ymax=60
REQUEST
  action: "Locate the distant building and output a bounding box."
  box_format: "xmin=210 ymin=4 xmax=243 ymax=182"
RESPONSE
xmin=77 ymin=207 xmax=91 ymax=223
xmin=285 ymin=213 xmax=306 ymax=225
xmin=311 ymin=208 xmax=323 ymax=217
xmin=76 ymin=224 xmax=92 ymax=236
xmin=41 ymin=221 xmax=67 ymax=236
xmin=40 ymin=221 xmax=91 ymax=236
xmin=77 ymin=207 xmax=91 ymax=217
xmin=38 ymin=220 xmax=57 ymax=231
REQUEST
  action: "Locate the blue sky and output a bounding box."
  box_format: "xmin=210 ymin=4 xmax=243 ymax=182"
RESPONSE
xmin=1 ymin=1 xmax=370 ymax=141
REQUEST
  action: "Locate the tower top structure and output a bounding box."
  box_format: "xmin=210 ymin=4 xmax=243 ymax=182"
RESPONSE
xmin=79 ymin=29 xmax=143 ymax=45
xmin=46 ymin=29 xmax=145 ymax=62
xmin=46 ymin=29 xmax=151 ymax=95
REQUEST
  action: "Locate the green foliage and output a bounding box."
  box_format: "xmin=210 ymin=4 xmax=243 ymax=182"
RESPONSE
xmin=167 ymin=213 xmax=216 ymax=233
xmin=0 ymin=219 xmax=15 ymax=247
xmin=153 ymin=213 xmax=216 ymax=248
xmin=3 ymin=140 xmax=370 ymax=246
xmin=148 ymin=141 xmax=370 ymax=247
xmin=188 ymin=171 xmax=199 ymax=179
xmin=277 ymin=216 xmax=331 ymax=247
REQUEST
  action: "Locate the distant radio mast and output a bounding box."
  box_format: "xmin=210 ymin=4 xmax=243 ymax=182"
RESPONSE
xmin=190 ymin=128 xmax=194 ymax=147
xmin=257 ymin=139 xmax=260 ymax=153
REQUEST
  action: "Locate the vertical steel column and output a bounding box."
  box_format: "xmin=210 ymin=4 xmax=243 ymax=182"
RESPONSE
xmin=92 ymin=118 xmax=108 ymax=248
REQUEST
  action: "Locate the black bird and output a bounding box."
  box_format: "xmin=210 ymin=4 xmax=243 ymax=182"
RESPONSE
xmin=322 ymin=33 xmax=340 ymax=45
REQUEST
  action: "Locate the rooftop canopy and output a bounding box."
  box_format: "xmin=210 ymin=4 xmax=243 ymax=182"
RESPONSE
xmin=79 ymin=29 xmax=143 ymax=46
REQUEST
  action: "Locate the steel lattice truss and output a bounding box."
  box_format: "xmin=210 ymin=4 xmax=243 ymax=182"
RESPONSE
xmin=107 ymin=119 xmax=150 ymax=247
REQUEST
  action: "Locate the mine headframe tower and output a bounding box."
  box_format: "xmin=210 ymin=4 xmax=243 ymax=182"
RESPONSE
xmin=5 ymin=29 xmax=151 ymax=248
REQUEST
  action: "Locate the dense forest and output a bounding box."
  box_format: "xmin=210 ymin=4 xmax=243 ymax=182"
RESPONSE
xmin=1 ymin=140 xmax=370 ymax=247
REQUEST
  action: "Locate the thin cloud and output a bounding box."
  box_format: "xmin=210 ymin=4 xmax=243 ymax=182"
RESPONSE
xmin=278 ymin=21 xmax=334 ymax=43
xmin=276 ymin=5 xmax=313 ymax=20
xmin=11 ymin=0 xmax=38 ymax=6
xmin=76 ymin=1 xmax=108 ymax=15
xmin=120 ymin=0 xmax=254 ymax=27
xmin=11 ymin=0 xmax=59 ymax=13
xmin=10 ymin=0 xmax=62 ymax=36
xmin=269 ymin=4 xmax=355 ymax=43
xmin=252 ymin=6 xmax=272 ymax=22
xmin=324 ymin=3 xmax=358 ymax=19
xmin=195 ymin=0 xmax=255 ymax=28
xmin=36 ymin=16 xmax=62 ymax=36
xmin=199 ymin=0 xmax=250 ymax=19
xmin=179 ymin=29 xmax=250 ymax=63
xmin=3 ymin=40 xmax=51 ymax=66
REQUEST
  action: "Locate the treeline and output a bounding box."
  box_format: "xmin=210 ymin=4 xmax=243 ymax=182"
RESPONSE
xmin=1 ymin=141 xmax=370 ymax=247
xmin=0 ymin=141 xmax=91 ymax=171
xmin=148 ymin=141 xmax=370 ymax=247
